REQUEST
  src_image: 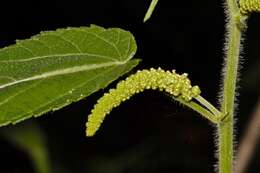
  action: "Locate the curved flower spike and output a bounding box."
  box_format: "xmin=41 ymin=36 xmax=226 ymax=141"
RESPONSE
xmin=86 ymin=68 xmax=201 ymax=136
xmin=240 ymin=0 xmax=260 ymax=15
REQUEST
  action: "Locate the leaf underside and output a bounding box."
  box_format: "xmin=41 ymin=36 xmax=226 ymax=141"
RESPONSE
xmin=0 ymin=25 xmax=139 ymax=126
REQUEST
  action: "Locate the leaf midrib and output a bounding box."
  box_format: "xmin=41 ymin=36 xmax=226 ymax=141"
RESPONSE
xmin=0 ymin=61 xmax=128 ymax=90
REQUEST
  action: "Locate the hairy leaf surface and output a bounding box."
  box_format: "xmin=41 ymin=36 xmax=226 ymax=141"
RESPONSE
xmin=0 ymin=25 xmax=139 ymax=126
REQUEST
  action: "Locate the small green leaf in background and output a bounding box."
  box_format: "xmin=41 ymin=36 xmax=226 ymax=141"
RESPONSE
xmin=1 ymin=121 xmax=51 ymax=173
xmin=0 ymin=25 xmax=139 ymax=126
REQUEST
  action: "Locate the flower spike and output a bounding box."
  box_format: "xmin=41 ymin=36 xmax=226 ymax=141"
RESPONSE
xmin=86 ymin=68 xmax=201 ymax=136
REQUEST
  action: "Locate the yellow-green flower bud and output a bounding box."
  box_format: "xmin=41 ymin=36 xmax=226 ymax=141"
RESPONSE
xmin=240 ymin=0 xmax=260 ymax=15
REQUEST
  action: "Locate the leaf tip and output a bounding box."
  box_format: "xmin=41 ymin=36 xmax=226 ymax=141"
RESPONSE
xmin=143 ymin=14 xmax=150 ymax=23
xmin=143 ymin=0 xmax=159 ymax=23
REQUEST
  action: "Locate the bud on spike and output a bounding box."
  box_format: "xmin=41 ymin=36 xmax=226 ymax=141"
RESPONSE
xmin=240 ymin=0 xmax=260 ymax=15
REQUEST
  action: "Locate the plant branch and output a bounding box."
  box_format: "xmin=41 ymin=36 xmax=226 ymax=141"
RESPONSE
xmin=174 ymin=96 xmax=223 ymax=124
xmin=195 ymin=95 xmax=223 ymax=118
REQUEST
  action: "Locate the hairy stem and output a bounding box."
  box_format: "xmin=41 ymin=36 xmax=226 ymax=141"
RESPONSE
xmin=218 ymin=0 xmax=244 ymax=172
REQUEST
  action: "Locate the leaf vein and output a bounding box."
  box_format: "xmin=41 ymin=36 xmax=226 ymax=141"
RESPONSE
xmin=0 ymin=76 xmax=17 ymax=81
xmin=0 ymin=61 xmax=127 ymax=90
xmin=47 ymin=33 xmax=83 ymax=53
xmin=79 ymin=30 xmax=122 ymax=59
xmin=16 ymin=42 xmax=35 ymax=56
xmin=0 ymin=81 xmax=41 ymax=107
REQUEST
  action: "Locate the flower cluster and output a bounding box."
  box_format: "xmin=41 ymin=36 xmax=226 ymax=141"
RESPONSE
xmin=240 ymin=0 xmax=260 ymax=15
xmin=86 ymin=68 xmax=201 ymax=136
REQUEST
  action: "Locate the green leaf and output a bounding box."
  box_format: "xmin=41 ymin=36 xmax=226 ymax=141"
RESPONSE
xmin=0 ymin=25 xmax=139 ymax=126
xmin=1 ymin=121 xmax=51 ymax=173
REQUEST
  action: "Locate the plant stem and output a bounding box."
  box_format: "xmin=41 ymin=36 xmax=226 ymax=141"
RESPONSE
xmin=219 ymin=0 xmax=244 ymax=172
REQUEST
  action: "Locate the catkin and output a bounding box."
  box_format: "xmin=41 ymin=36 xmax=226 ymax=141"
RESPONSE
xmin=86 ymin=68 xmax=201 ymax=136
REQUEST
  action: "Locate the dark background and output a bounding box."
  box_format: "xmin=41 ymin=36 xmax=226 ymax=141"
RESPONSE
xmin=0 ymin=0 xmax=260 ymax=172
